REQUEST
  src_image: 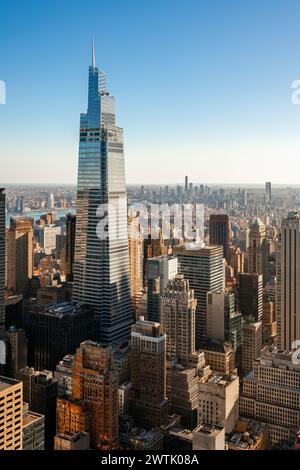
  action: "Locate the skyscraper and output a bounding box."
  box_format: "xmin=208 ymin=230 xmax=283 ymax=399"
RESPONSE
xmin=160 ymin=274 xmax=197 ymax=366
xmin=277 ymin=212 xmax=300 ymax=351
xmin=128 ymin=215 xmax=144 ymax=314
xmin=209 ymin=214 xmax=230 ymax=262
xmin=173 ymin=244 xmax=224 ymax=345
xmin=241 ymin=320 xmax=262 ymax=376
xmin=64 ymin=213 xmax=76 ymax=282
xmin=72 ymin=341 xmax=118 ymax=450
xmin=130 ymin=319 xmax=168 ymax=429
xmin=238 ymin=273 xmax=263 ymax=322
xmin=146 ymin=255 xmax=178 ymax=322
xmin=73 ymin=46 xmax=132 ymax=345
xmin=0 ymin=376 xmax=23 ymax=450
xmin=0 ymin=189 xmax=5 ymax=334
xmin=6 ymin=217 xmax=34 ymax=296
xmin=265 ymin=182 xmax=271 ymax=204
xmin=27 ymin=302 xmax=95 ymax=371
xmin=248 ymin=218 xmax=269 ymax=285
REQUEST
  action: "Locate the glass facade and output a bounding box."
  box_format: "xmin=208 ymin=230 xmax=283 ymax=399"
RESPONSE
xmin=0 ymin=189 xmax=5 ymax=334
xmin=73 ymin=59 xmax=132 ymax=345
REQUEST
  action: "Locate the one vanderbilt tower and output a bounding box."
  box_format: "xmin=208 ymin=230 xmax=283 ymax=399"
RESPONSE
xmin=73 ymin=43 xmax=132 ymax=344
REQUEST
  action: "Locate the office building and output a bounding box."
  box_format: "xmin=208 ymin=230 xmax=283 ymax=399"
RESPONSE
xmin=130 ymin=319 xmax=168 ymax=429
xmin=6 ymin=217 xmax=34 ymax=295
xmin=168 ymin=365 xmax=199 ymax=429
xmin=146 ymin=255 xmax=178 ymax=322
xmin=200 ymin=340 xmax=236 ymax=375
xmin=36 ymin=224 xmax=61 ymax=255
xmin=160 ymin=274 xmax=196 ymax=366
xmin=265 ymin=182 xmax=271 ymax=204
xmin=173 ymin=244 xmax=224 ymax=345
xmin=242 ymin=320 xmax=262 ymax=377
xmin=56 ymin=398 xmax=90 ymax=435
xmin=64 ymin=214 xmax=76 ymax=282
xmin=73 ymin=47 xmax=132 ymax=345
xmin=128 ymin=215 xmax=144 ymax=313
xmin=198 ymin=373 xmax=239 ymax=433
xmin=72 ymin=341 xmax=118 ymax=450
xmin=238 ymin=273 xmax=263 ymax=322
xmin=54 ymin=354 xmax=73 ymax=398
xmin=0 ymin=189 xmax=5 ymax=334
xmin=0 ymin=376 xmax=23 ymax=450
xmin=248 ymin=219 xmax=269 ymax=285
xmin=16 ymin=368 xmax=57 ymax=450
xmin=6 ymin=326 xmax=28 ymax=378
xmin=262 ymin=299 xmax=276 ymax=345
xmin=276 ymin=212 xmax=300 ymax=351
xmin=209 ymin=214 xmax=230 ymax=262
xmin=240 ymin=347 xmax=300 ymax=446
xmin=206 ymin=290 xmax=242 ymax=358
xmin=27 ymin=302 xmax=95 ymax=371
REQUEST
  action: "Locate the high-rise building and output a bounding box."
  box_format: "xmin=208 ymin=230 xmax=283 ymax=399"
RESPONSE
xmin=248 ymin=219 xmax=269 ymax=285
xmin=276 ymin=212 xmax=300 ymax=351
xmin=36 ymin=224 xmax=61 ymax=256
xmin=242 ymin=320 xmax=262 ymax=376
xmin=56 ymin=398 xmax=91 ymax=436
xmin=16 ymin=368 xmax=57 ymax=450
xmin=240 ymin=347 xmax=300 ymax=446
xmin=0 ymin=376 xmax=23 ymax=450
xmin=64 ymin=214 xmax=76 ymax=282
xmin=209 ymin=214 xmax=230 ymax=262
xmin=146 ymin=255 xmax=178 ymax=322
xmin=173 ymin=244 xmax=224 ymax=345
xmin=54 ymin=354 xmax=73 ymax=398
xmin=0 ymin=189 xmax=5 ymax=334
xmin=27 ymin=302 xmax=95 ymax=371
xmin=6 ymin=217 xmax=34 ymax=295
xmin=198 ymin=373 xmax=239 ymax=433
xmin=72 ymin=341 xmax=118 ymax=450
xmin=73 ymin=46 xmax=132 ymax=345
xmin=130 ymin=319 xmax=168 ymax=429
xmin=262 ymin=299 xmax=276 ymax=345
xmin=128 ymin=215 xmax=144 ymax=313
xmin=160 ymin=274 xmax=196 ymax=366
xmin=238 ymin=273 xmax=263 ymax=322
xmin=185 ymin=176 xmax=188 ymax=193
xmin=199 ymin=341 xmax=236 ymax=375
xmin=206 ymin=290 xmax=242 ymax=354
xmin=6 ymin=326 xmax=28 ymax=378
xmin=265 ymin=182 xmax=272 ymax=204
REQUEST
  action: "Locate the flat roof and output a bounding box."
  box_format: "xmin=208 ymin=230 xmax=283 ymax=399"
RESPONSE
xmin=0 ymin=376 xmax=21 ymax=392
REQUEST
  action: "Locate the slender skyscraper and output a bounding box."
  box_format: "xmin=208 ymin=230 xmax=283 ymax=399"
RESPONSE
xmin=73 ymin=45 xmax=132 ymax=344
xmin=0 ymin=189 xmax=5 ymax=334
xmin=277 ymin=212 xmax=300 ymax=351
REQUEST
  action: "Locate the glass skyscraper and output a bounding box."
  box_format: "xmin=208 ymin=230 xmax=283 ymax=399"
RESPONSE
xmin=0 ymin=188 xmax=5 ymax=334
xmin=73 ymin=47 xmax=132 ymax=345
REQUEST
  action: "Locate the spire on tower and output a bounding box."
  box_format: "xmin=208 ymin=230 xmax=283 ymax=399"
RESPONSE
xmin=92 ymin=39 xmax=95 ymax=67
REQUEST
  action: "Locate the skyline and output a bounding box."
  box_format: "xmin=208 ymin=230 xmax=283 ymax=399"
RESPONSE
xmin=2 ymin=0 xmax=300 ymax=184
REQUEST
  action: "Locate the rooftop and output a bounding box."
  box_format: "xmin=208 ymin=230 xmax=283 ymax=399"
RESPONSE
xmin=0 ymin=376 xmax=21 ymax=393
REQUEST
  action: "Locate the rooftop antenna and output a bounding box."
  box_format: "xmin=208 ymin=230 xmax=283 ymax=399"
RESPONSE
xmin=92 ymin=38 xmax=95 ymax=67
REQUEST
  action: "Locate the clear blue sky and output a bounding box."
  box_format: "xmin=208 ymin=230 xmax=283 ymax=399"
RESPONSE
xmin=1 ymin=0 xmax=300 ymax=185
